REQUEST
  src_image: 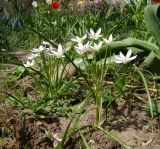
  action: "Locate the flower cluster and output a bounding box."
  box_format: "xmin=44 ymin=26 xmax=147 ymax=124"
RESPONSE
xmin=71 ymin=28 xmax=113 ymax=55
xmin=24 ymin=41 xmax=65 ymax=67
xmin=24 ymin=28 xmax=137 ymax=67
xmin=71 ymin=28 xmax=137 ymax=64
xmin=1 ymin=15 xmax=23 ymax=29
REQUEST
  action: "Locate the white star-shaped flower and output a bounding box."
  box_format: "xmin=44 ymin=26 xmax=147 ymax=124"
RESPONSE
xmin=27 ymin=53 xmax=39 ymax=59
xmin=75 ymin=42 xmax=91 ymax=54
xmin=24 ymin=59 xmax=35 ymax=67
xmin=42 ymin=41 xmax=51 ymax=46
xmin=89 ymin=28 xmax=102 ymax=40
xmin=31 ymin=45 xmax=45 ymax=53
xmin=42 ymin=40 xmax=55 ymax=46
xmin=114 ymin=49 xmax=137 ymax=64
xmin=71 ymin=34 xmax=87 ymax=43
xmin=49 ymin=44 xmax=65 ymax=58
xmin=90 ymin=41 xmax=103 ymax=51
xmin=103 ymin=34 xmax=113 ymax=44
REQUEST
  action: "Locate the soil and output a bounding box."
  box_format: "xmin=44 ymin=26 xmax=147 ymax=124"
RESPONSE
xmin=0 ymin=100 xmax=159 ymax=149
xmin=0 ymin=66 xmax=160 ymax=149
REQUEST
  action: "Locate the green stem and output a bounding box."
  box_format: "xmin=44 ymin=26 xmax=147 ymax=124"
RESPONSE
xmin=94 ymin=83 xmax=103 ymax=127
xmin=79 ymin=130 xmax=90 ymax=149
xmin=134 ymin=65 xmax=154 ymax=118
xmin=41 ymin=52 xmax=54 ymax=99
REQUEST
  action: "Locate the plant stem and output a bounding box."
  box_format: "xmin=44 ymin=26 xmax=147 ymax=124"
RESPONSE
xmin=134 ymin=64 xmax=154 ymax=118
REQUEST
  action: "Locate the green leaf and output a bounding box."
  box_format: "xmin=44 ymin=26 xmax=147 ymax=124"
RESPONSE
xmin=73 ymin=58 xmax=87 ymax=70
xmin=144 ymin=5 xmax=160 ymax=46
xmin=134 ymin=65 xmax=154 ymax=118
xmin=142 ymin=52 xmax=160 ymax=75
xmin=145 ymin=101 xmax=160 ymax=117
xmin=142 ymin=51 xmax=155 ymax=67
xmin=113 ymin=75 xmax=128 ymax=92
xmin=5 ymin=66 xmax=25 ymax=80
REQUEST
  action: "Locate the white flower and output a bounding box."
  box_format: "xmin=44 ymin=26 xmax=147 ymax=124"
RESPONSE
xmin=114 ymin=49 xmax=137 ymax=64
xmin=89 ymin=28 xmax=102 ymax=40
xmin=49 ymin=44 xmax=65 ymax=58
xmin=27 ymin=53 xmax=39 ymax=59
xmin=31 ymin=45 xmax=45 ymax=53
xmin=46 ymin=0 xmax=52 ymax=4
xmin=103 ymin=34 xmax=113 ymax=44
xmin=71 ymin=34 xmax=87 ymax=43
xmin=42 ymin=41 xmax=51 ymax=46
xmin=41 ymin=40 xmax=56 ymax=51
xmin=75 ymin=42 xmax=91 ymax=54
xmin=24 ymin=59 xmax=35 ymax=67
xmin=90 ymin=41 xmax=103 ymax=51
xmin=32 ymin=1 xmax=38 ymax=8
xmin=42 ymin=40 xmax=55 ymax=46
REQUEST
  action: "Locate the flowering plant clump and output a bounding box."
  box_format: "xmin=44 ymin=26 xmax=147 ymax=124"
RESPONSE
xmin=24 ymin=41 xmax=65 ymax=68
xmin=72 ymin=28 xmax=104 ymax=53
xmin=71 ymin=28 xmax=137 ymax=66
xmin=72 ymin=28 xmax=105 ymax=54
xmin=24 ymin=28 xmax=137 ymax=69
xmin=51 ymin=1 xmax=60 ymax=9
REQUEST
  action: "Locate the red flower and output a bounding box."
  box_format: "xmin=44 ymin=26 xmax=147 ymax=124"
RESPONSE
xmin=52 ymin=2 xmax=60 ymax=9
xmin=152 ymin=0 xmax=160 ymax=3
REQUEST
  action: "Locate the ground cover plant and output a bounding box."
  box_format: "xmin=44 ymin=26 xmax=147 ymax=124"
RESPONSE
xmin=0 ymin=0 xmax=160 ymax=149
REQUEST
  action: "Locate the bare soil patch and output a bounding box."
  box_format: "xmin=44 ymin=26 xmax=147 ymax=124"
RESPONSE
xmin=0 ymin=100 xmax=159 ymax=149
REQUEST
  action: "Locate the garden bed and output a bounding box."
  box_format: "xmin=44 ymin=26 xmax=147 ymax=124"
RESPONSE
xmin=1 ymin=0 xmax=160 ymax=149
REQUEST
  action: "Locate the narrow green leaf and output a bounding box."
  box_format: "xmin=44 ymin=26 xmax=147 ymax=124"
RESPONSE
xmin=134 ymin=65 xmax=154 ymax=118
xmin=144 ymin=5 xmax=160 ymax=46
xmin=113 ymin=75 xmax=128 ymax=92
